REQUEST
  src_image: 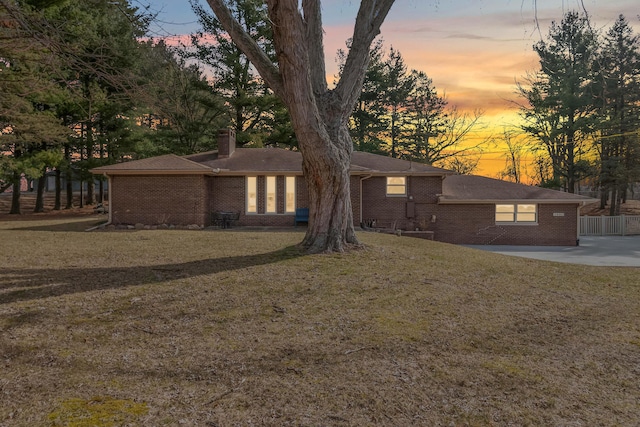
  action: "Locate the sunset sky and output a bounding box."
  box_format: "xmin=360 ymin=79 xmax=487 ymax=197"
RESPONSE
xmin=141 ymin=0 xmax=640 ymax=179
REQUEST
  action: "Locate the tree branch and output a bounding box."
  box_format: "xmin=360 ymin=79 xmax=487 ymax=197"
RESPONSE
xmin=302 ymin=0 xmax=327 ymax=95
xmin=334 ymin=0 xmax=395 ymax=117
xmin=205 ymin=0 xmax=284 ymax=97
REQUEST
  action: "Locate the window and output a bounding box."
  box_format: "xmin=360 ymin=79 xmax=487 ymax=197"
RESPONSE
xmin=246 ymin=175 xmax=296 ymax=214
xmin=247 ymin=177 xmax=257 ymax=213
xmin=285 ymin=176 xmax=296 ymax=213
xmin=386 ymin=176 xmax=406 ymax=196
xmin=266 ymin=176 xmax=277 ymax=213
xmin=496 ymin=204 xmax=537 ymax=223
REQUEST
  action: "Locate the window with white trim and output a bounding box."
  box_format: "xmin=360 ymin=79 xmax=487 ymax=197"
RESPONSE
xmin=266 ymin=176 xmax=277 ymax=213
xmin=285 ymin=176 xmax=296 ymax=213
xmin=496 ymin=204 xmax=537 ymax=223
xmin=246 ymin=175 xmax=296 ymax=214
xmin=386 ymin=176 xmax=406 ymax=196
xmin=247 ymin=176 xmax=257 ymax=213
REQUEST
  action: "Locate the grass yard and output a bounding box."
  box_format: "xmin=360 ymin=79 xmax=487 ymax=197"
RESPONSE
xmin=1 ymin=216 xmax=639 ymax=426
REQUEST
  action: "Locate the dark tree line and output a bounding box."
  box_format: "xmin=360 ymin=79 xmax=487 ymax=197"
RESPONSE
xmin=0 ymin=0 xmax=236 ymax=213
xmin=518 ymin=11 xmax=640 ymax=210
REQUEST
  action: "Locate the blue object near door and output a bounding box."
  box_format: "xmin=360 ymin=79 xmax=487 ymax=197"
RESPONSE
xmin=295 ymin=208 xmax=309 ymax=226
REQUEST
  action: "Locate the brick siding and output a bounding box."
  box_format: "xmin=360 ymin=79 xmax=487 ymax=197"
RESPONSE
xmin=361 ymin=176 xmax=442 ymax=230
xmin=210 ymin=175 xmax=309 ymax=227
xmin=110 ymin=175 xmax=208 ymax=225
xmin=109 ymin=173 xmax=579 ymax=245
xmin=433 ymin=203 xmax=579 ymax=246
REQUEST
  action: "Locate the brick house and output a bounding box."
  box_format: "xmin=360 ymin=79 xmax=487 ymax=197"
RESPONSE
xmin=91 ymin=129 xmax=593 ymax=245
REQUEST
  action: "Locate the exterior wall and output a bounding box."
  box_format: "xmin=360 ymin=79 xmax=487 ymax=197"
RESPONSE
xmin=432 ymin=203 xmax=580 ymax=246
xmin=361 ymin=176 xmax=442 ymax=230
xmin=110 ymin=175 xmax=208 ymax=226
xmin=209 ymin=175 xmax=309 ymax=227
xmin=108 ymin=172 xmax=580 ymax=246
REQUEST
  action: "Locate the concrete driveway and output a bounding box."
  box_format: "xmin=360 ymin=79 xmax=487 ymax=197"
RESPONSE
xmin=466 ymin=236 xmax=640 ymax=267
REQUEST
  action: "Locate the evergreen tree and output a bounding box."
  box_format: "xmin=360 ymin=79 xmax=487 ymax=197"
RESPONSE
xmin=339 ymin=38 xmax=388 ymax=154
xmin=140 ymin=40 xmax=227 ymax=156
xmin=188 ymin=0 xmax=294 ymax=147
xmin=0 ymin=0 xmax=67 ymax=213
xmin=339 ymin=41 xmax=485 ymax=165
xmin=596 ymin=14 xmax=640 ymax=214
xmin=518 ymin=11 xmax=599 ymax=193
xmin=381 ymin=47 xmax=413 ymax=158
xmin=51 ymin=0 xmax=150 ymax=205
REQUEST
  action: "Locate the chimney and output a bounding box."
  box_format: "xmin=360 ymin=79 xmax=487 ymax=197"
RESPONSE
xmin=217 ymin=128 xmax=236 ymax=158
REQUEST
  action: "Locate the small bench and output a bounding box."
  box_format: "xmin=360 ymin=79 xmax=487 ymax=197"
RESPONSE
xmin=212 ymin=211 xmax=239 ymax=229
xmin=295 ymin=208 xmax=309 ymax=226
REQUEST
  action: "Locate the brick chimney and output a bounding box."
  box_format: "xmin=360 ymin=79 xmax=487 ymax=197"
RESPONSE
xmin=217 ymin=128 xmax=236 ymax=158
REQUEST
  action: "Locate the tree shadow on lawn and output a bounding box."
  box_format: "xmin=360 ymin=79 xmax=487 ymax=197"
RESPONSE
xmin=0 ymin=246 xmax=304 ymax=305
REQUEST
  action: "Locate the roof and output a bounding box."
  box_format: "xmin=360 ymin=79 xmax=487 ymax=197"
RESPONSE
xmin=90 ymin=154 xmax=214 ymax=175
xmin=351 ymin=151 xmax=451 ymax=176
xmin=439 ymin=175 xmax=595 ymax=204
xmin=185 ymin=148 xmax=303 ymax=173
xmin=93 ymin=147 xmax=450 ymax=176
xmin=90 ymin=148 xmax=596 ymax=204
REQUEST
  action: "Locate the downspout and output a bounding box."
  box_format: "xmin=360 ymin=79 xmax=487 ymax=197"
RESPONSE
xmin=106 ymin=174 xmax=112 ymax=225
xmin=359 ymin=174 xmax=372 ymax=227
xmin=577 ymin=201 xmax=587 ymax=245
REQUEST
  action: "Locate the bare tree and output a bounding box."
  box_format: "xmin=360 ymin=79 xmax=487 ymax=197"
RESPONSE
xmin=205 ymin=0 xmax=395 ymax=253
xmin=497 ymin=128 xmax=527 ymax=183
xmin=429 ymin=107 xmax=488 ymax=166
xmin=440 ymin=155 xmax=481 ymax=175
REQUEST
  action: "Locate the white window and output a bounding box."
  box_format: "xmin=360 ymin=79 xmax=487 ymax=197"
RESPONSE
xmin=285 ymin=176 xmax=296 ymax=213
xmin=496 ymin=204 xmax=537 ymax=223
xmin=266 ymin=176 xmax=277 ymax=213
xmin=247 ymin=177 xmax=257 ymax=213
xmin=386 ymin=176 xmax=406 ymax=196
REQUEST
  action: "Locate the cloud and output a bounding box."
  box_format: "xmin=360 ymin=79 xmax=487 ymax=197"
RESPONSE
xmin=445 ymin=33 xmax=494 ymax=40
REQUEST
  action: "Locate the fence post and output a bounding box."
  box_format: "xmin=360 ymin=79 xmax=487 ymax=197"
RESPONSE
xmin=621 ymin=214 xmax=626 ymax=236
xmin=601 ymin=215 xmax=605 ymax=236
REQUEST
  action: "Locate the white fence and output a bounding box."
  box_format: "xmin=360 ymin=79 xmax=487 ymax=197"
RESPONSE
xmin=580 ymin=215 xmax=640 ymax=236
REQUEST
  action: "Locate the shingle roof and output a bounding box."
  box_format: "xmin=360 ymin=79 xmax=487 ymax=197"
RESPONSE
xmin=183 ymin=148 xmax=449 ymax=175
xmin=351 ymin=151 xmax=451 ymax=175
xmin=91 ymin=148 xmax=594 ymax=204
xmin=439 ymin=175 xmax=594 ymax=204
xmin=185 ymin=148 xmax=303 ymax=173
xmin=91 ymin=154 xmax=213 ymax=175
xmin=93 ymin=147 xmax=451 ymax=176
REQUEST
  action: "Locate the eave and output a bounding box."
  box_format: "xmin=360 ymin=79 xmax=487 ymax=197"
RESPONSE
xmin=437 ymin=197 xmax=598 ymax=205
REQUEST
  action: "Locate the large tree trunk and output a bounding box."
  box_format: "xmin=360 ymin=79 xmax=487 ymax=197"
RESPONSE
xmin=206 ymin=0 xmax=394 ymax=252
xmin=299 ymin=124 xmax=358 ymax=252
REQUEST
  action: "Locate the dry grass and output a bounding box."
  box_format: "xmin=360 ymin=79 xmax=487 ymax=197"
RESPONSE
xmin=1 ymin=217 xmax=639 ymax=426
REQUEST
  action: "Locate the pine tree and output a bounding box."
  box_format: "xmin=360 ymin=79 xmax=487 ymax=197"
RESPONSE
xmin=597 ymin=14 xmax=640 ymax=215
xmin=188 ymin=0 xmax=293 ymax=147
xmin=518 ymin=11 xmax=599 ymax=193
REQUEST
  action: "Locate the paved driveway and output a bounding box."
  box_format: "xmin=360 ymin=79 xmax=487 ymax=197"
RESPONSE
xmin=466 ymin=236 xmax=640 ymax=267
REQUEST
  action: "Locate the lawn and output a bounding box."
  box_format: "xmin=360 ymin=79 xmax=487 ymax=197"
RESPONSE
xmin=1 ymin=216 xmax=639 ymax=426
